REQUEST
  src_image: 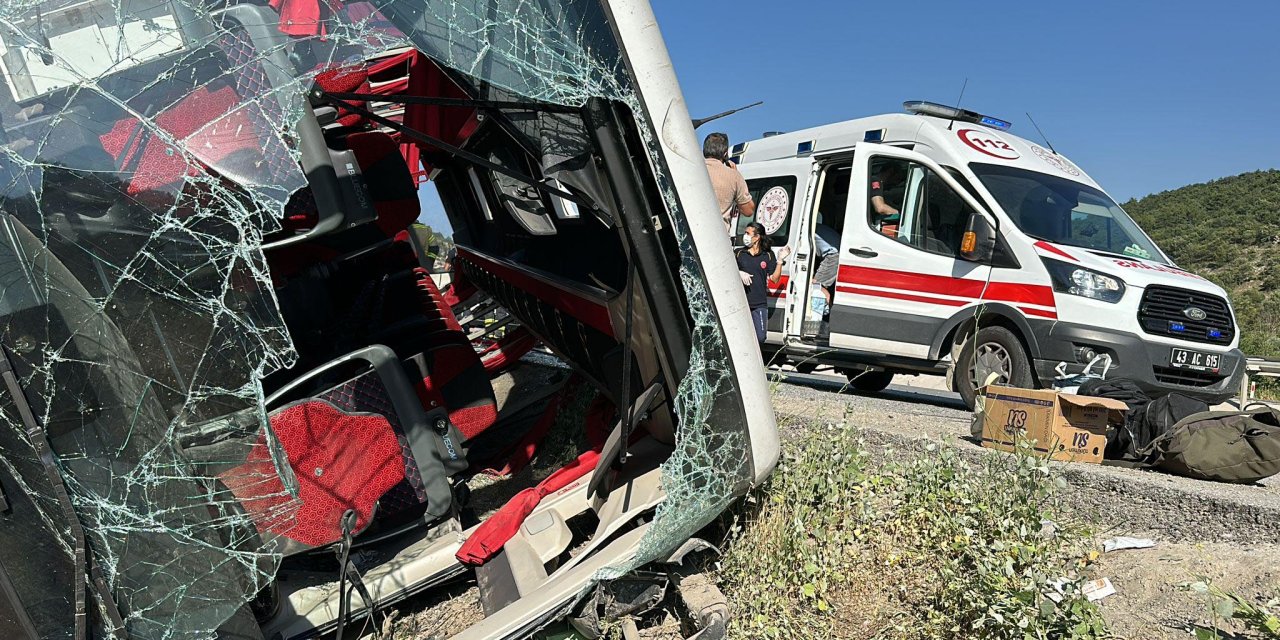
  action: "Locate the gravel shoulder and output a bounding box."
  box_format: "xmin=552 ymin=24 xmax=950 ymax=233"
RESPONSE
xmin=772 ymin=372 xmax=1280 ymax=545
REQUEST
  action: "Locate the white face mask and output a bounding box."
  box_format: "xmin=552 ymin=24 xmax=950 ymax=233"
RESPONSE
xmin=742 ymin=233 xmax=754 ymax=246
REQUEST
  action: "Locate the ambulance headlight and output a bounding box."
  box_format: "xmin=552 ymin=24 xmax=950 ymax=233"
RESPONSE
xmin=1042 ymin=259 xmax=1126 ymax=303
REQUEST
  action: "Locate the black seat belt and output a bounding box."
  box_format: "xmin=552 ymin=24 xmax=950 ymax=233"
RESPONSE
xmin=333 ymin=509 xmax=383 ymax=640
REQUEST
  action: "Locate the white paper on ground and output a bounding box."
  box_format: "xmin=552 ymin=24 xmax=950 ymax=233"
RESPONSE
xmin=1082 ymin=577 xmax=1117 ymax=602
xmin=1103 ymin=537 xmax=1156 ymax=553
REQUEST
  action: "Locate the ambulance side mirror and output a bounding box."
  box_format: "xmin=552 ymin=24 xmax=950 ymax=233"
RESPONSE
xmin=960 ymin=212 xmax=996 ymax=263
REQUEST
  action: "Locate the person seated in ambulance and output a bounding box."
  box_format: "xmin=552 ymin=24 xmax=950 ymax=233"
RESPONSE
xmin=869 ymin=160 xmax=906 ymax=237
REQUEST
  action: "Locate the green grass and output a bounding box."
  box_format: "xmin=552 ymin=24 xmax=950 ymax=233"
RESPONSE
xmin=1186 ymin=579 xmax=1280 ymax=639
xmin=715 ymin=423 xmax=1107 ymax=640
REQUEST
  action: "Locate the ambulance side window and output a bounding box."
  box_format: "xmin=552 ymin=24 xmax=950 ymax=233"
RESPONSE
xmin=739 ymin=176 xmax=797 ymax=246
xmin=866 ymin=157 xmax=973 ymax=258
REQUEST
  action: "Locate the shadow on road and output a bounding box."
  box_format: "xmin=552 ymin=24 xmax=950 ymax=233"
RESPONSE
xmin=771 ymin=370 xmax=969 ymax=411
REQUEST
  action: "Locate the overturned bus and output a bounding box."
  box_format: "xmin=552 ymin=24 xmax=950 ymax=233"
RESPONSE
xmin=0 ymin=1 xmax=779 ymax=638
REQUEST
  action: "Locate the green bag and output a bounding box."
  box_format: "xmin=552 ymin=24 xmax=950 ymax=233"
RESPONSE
xmin=1141 ymin=405 xmax=1280 ymax=484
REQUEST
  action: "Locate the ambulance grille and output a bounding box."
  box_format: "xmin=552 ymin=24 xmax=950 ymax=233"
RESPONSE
xmin=1152 ymin=366 xmax=1226 ymax=388
xmin=1137 ymin=286 xmax=1234 ymax=346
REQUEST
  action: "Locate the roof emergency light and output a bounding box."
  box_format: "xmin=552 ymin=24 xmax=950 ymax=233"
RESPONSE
xmin=903 ymin=101 xmax=1011 ymax=130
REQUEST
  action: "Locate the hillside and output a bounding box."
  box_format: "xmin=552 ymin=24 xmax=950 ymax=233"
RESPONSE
xmin=1122 ymin=170 xmax=1280 ymax=357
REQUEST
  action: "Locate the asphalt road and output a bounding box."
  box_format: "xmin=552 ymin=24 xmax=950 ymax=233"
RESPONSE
xmin=770 ymin=368 xmax=1280 ymax=544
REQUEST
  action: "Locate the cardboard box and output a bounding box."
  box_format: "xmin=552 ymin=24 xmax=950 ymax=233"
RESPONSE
xmin=979 ymin=386 xmax=1128 ymax=464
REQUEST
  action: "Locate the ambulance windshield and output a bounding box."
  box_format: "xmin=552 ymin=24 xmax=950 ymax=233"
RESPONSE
xmin=972 ymin=163 xmax=1167 ymax=264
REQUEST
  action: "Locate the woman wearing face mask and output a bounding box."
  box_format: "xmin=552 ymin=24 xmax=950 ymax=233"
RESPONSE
xmin=736 ymin=222 xmax=790 ymax=345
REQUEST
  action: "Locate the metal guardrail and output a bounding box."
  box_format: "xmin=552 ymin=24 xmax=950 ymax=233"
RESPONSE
xmin=1239 ymin=356 xmax=1280 ymax=405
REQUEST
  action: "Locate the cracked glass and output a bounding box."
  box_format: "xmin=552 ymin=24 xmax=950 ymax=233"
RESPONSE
xmin=0 ymin=0 xmax=751 ymax=637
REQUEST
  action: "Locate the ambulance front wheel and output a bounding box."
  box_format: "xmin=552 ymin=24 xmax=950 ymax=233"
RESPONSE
xmin=958 ymin=325 xmax=1034 ymax=410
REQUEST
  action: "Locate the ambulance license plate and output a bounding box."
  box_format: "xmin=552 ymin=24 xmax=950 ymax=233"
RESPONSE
xmin=1170 ymin=348 xmax=1220 ymax=371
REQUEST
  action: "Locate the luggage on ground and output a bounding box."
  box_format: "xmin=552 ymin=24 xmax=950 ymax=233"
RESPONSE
xmin=1140 ymin=405 xmax=1280 ymax=484
xmin=1075 ymin=378 xmax=1151 ymax=460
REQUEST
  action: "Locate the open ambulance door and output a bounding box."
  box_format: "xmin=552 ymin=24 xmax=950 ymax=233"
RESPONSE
xmin=736 ymin=157 xmax=817 ymax=343
xmin=833 ymin=144 xmax=998 ymax=358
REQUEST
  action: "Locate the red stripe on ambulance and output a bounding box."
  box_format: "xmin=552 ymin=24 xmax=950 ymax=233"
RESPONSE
xmin=837 ymin=265 xmax=1056 ymax=308
xmin=835 ymin=285 xmax=967 ymax=307
xmin=1033 ymin=240 xmax=1077 ymax=262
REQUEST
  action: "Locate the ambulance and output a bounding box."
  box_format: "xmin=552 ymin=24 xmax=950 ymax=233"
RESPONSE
xmin=734 ymin=101 xmax=1244 ymax=408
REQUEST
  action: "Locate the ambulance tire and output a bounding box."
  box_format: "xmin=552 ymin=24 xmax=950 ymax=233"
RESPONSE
xmin=847 ymin=370 xmax=894 ymax=392
xmin=958 ymin=326 xmax=1033 ymax=410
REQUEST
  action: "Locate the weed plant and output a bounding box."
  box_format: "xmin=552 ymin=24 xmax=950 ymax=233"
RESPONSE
xmin=717 ymin=423 xmax=1106 ymax=639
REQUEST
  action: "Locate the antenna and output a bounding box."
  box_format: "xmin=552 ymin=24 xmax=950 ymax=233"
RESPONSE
xmin=692 ymin=101 xmax=764 ymax=129
xmin=1025 ymin=112 xmax=1057 ymax=155
xmin=947 ymin=78 xmax=969 ymax=131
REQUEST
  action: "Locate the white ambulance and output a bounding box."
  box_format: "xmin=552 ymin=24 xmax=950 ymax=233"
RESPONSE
xmin=734 ymin=101 xmax=1244 ymax=408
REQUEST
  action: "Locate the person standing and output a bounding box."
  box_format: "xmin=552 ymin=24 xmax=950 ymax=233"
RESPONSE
xmin=737 ymin=222 xmax=789 ymax=344
xmin=703 ymin=133 xmax=756 ymax=233
xmin=812 ymin=222 xmax=841 ymax=306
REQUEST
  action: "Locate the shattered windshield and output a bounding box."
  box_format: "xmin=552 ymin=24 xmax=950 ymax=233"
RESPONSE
xmin=0 ymin=0 xmax=748 ymax=637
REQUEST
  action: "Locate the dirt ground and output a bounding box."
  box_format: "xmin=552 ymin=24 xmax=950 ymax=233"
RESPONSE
xmin=1093 ymin=541 xmax=1280 ymax=640
xmin=385 ymin=583 xmax=484 ymax=639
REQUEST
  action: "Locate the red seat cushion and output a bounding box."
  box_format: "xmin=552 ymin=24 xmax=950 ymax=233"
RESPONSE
xmin=412 ymin=344 xmax=498 ymax=440
xmin=99 ymin=83 xmax=260 ymax=197
xmin=315 ymin=65 xmax=371 ymax=128
xmin=219 ymin=400 xmax=405 ymax=547
xmin=479 ymin=326 xmax=538 ymax=376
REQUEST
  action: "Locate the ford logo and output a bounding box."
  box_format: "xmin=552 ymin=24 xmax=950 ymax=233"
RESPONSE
xmin=1183 ymin=307 xmax=1208 ymax=321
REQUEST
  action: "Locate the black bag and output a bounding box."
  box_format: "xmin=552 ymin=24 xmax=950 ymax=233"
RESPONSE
xmin=1077 ymin=378 xmax=1150 ymax=409
xmin=1075 ymin=378 xmax=1151 ymax=459
xmin=1128 ymin=393 xmax=1209 ymax=455
xmin=1138 ymin=405 xmax=1280 ymax=483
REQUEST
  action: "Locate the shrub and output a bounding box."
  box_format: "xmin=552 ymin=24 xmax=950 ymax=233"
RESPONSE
xmin=717 ymin=423 xmax=1106 ymax=640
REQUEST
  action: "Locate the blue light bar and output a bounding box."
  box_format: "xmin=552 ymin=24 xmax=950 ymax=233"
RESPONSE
xmin=1169 ymin=322 xmax=1186 ymax=332
xmin=1208 ymin=328 xmax=1223 ymax=339
xmin=864 ymin=129 xmax=884 ymax=143
xmin=979 ymin=115 xmax=1012 ymax=130
xmin=796 ymin=140 xmax=814 ymax=155
xmin=903 ymin=101 xmax=1013 ymax=131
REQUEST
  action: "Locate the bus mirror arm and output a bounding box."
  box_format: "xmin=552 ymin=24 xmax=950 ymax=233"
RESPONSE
xmin=960 ymin=212 xmax=997 ymax=263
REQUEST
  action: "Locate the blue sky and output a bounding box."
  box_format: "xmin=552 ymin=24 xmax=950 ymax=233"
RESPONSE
xmin=654 ymin=0 xmax=1279 ymax=202
xmin=421 ymin=0 xmax=1279 ymax=230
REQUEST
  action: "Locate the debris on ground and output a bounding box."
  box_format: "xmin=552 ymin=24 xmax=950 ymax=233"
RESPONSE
xmin=1103 ymin=537 xmax=1157 ymax=553
xmin=1082 ymin=578 xmax=1118 ymax=602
